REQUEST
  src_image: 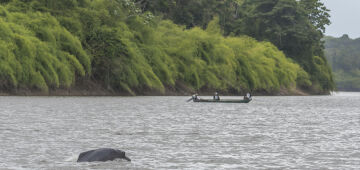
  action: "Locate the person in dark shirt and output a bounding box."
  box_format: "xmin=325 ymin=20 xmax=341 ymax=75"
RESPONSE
xmin=213 ymin=92 xmax=220 ymax=100
xmin=192 ymin=93 xmax=200 ymax=101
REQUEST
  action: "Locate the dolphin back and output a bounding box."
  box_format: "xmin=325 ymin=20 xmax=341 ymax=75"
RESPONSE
xmin=77 ymin=148 xmax=130 ymax=162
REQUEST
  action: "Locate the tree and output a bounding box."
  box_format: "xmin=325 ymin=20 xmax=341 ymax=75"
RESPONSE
xmin=231 ymin=0 xmax=334 ymax=91
xmin=299 ymin=0 xmax=331 ymax=33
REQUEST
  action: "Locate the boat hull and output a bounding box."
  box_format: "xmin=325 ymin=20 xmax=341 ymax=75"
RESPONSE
xmin=193 ymin=99 xmax=251 ymax=103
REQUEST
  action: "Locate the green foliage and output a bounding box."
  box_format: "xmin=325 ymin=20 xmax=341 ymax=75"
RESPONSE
xmin=206 ymin=16 xmax=222 ymax=35
xmin=0 ymin=5 xmax=90 ymax=91
xmin=324 ymin=35 xmax=360 ymax=91
xmin=333 ymin=70 xmax=360 ymax=91
xmin=135 ymin=0 xmax=241 ymax=31
xmin=0 ymin=0 xmax=321 ymax=94
xmin=152 ymin=19 xmax=308 ymax=92
xmin=232 ymin=0 xmax=334 ymax=92
xmin=299 ymin=0 xmax=331 ymax=33
xmin=134 ymin=0 xmax=334 ymax=93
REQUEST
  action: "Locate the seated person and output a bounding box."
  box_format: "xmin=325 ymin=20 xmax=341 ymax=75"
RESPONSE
xmin=213 ymin=92 xmax=220 ymax=100
xmin=192 ymin=94 xmax=200 ymax=101
xmin=244 ymin=92 xmax=252 ymax=100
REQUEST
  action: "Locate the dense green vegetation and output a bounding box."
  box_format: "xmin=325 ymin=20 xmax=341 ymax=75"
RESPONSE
xmin=0 ymin=0 xmax=334 ymax=95
xmin=139 ymin=0 xmax=335 ymax=93
xmin=324 ymin=35 xmax=360 ymax=91
xmin=0 ymin=5 xmax=89 ymax=92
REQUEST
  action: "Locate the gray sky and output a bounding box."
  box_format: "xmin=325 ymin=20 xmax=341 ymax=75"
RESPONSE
xmin=321 ymin=0 xmax=360 ymax=38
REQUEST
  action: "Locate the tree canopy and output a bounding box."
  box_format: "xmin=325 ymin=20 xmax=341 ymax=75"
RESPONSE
xmin=0 ymin=0 xmax=334 ymax=94
xmin=134 ymin=0 xmax=334 ymax=93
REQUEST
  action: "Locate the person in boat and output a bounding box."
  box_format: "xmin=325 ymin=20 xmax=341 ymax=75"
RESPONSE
xmin=213 ymin=92 xmax=220 ymax=100
xmin=244 ymin=92 xmax=252 ymax=100
xmin=192 ymin=93 xmax=200 ymax=101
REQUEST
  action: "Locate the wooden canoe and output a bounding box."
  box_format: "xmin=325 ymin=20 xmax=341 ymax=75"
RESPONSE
xmin=193 ymin=98 xmax=251 ymax=103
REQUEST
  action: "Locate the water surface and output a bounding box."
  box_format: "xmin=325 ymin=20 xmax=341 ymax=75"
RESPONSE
xmin=1 ymin=92 xmax=360 ymax=169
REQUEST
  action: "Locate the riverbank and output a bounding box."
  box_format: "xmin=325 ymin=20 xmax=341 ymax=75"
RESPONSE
xmin=0 ymin=81 xmax=313 ymax=96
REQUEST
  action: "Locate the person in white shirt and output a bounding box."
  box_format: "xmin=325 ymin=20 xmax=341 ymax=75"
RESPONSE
xmin=244 ymin=92 xmax=252 ymax=100
xmin=213 ymin=92 xmax=220 ymax=100
xmin=192 ymin=94 xmax=200 ymax=101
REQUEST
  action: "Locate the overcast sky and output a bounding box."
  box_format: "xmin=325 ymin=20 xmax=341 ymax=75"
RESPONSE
xmin=321 ymin=0 xmax=360 ymax=38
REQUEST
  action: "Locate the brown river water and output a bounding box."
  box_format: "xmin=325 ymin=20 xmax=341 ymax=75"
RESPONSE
xmin=0 ymin=92 xmax=359 ymax=169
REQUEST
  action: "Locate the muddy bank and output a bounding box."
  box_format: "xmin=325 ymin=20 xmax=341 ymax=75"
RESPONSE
xmin=0 ymin=86 xmax=312 ymax=97
xmin=0 ymin=80 xmax=320 ymax=96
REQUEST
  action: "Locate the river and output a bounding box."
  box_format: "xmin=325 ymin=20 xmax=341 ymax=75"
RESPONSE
xmin=0 ymin=92 xmax=359 ymax=169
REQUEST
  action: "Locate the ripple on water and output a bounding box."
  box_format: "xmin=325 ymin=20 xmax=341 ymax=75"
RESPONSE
xmin=0 ymin=94 xmax=360 ymax=169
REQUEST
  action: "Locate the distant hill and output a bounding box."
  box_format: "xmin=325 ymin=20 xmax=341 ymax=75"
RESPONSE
xmin=324 ymin=35 xmax=360 ymax=91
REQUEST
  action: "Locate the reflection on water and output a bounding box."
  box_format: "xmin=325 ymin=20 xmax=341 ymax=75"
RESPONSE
xmin=0 ymin=93 xmax=360 ymax=169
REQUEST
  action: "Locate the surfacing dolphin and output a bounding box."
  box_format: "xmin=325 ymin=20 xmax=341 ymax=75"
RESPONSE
xmin=77 ymin=148 xmax=131 ymax=162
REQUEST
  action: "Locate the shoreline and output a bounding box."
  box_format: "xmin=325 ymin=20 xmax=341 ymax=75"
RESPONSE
xmin=0 ymin=80 xmax=334 ymax=97
xmin=0 ymin=87 xmax=317 ymax=97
